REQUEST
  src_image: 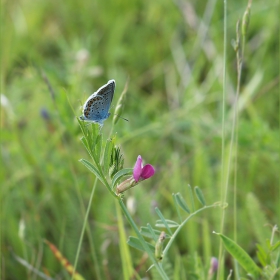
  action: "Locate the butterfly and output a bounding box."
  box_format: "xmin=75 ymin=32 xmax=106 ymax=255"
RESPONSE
xmin=80 ymin=79 xmax=115 ymax=126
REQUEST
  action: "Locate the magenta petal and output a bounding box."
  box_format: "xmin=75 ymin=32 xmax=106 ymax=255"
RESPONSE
xmin=133 ymin=155 xmax=142 ymax=182
xmin=141 ymin=164 xmax=155 ymax=180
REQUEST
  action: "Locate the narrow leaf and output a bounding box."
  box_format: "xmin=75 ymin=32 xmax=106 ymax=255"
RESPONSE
xmin=45 ymin=240 xmax=85 ymax=280
xmin=140 ymin=226 xmax=165 ymax=242
xmin=146 ymin=264 xmax=155 ymax=272
xmin=194 ymin=186 xmax=206 ymax=206
xmin=246 ymin=193 xmax=270 ymax=247
xmin=80 ymin=136 xmax=89 ymax=151
xmin=271 ymin=241 xmax=280 ymax=252
xmin=188 ymin=184 xmax=195 ymax=212
xmin=78 ymin=118 xmax=88 ymax=139
xmin=13 ymin=253 xmax=53 ymax=280
xmin=155 ymin=207 xmax=172 ymax=235
xmin=112 ymin=168 xmax=133 ymax=188
xmin=256 ymin=244 xmax=267 ymax=267
xmin=103 ymin=139 xmax=113 ymax=176
xmin=80 ymin=135 xmax=96 ymax=161
xmin=155 ymin=208 xmax=172 ymax=235
xmin=175 ymin=193 xmax=190 ymax=213
xmin=214 ymin=232 xmax=260 ymax=278
xmin=79 ymin=159 xmax=104 ymax=184
xmin=94 ymin=134 xmax=102 ymax=162
xmin=127 ymin=236 xmax=155 ymax=252
xmin=172 ymin=193 xmax=182 ymax=223
xmin=276 ymin=251 xmax=280 ymax=268
xmin=91 ymin=123 xmax=100 ymax=141
xmin=155 ymin=219 xmax=179 ymax=229
xmin=147 ymin=224 xmax=159 ymax=242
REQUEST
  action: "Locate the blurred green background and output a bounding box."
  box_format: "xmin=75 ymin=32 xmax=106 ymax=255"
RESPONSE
xmin=1 ymin=0 xmax=279 ymax=279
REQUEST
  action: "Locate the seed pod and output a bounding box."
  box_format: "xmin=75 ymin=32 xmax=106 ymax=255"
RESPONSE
xmin=155 ymin=231 xmax=166 ymax=261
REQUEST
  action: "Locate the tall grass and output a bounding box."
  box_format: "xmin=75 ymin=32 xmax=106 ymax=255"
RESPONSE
xmin=1 ymin=0 xmax=279 ymax=279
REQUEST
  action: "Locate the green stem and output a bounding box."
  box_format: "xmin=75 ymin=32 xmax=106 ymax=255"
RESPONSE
xmin=83 ymin=126 xmax=117 ymax=197
xmin=218 ymin=0 xmax=228 ymax=278
xmin=118 ymin=199 xmax=169 ymax=280
xmin=163 ymin=205 xmax=218 ymax=255
xmin=71 ymin=177 xmax=98 ymax=280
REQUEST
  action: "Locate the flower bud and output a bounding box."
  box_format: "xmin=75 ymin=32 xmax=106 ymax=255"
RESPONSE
xmin=208 ymin=257 xmax=218 ymax=277
xmin=242 ymin=1 xmax=251 ymax=37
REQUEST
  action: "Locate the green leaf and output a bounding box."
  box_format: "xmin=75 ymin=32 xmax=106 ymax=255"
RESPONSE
xmin=155 ymin=208 xmax=173 ymax=235
xmin=78 ymin=118 xmax=88 ymax=139
xmin=79 ymin=159 xmax=104 ymax=184
xmin=270 ymin=241 xmax=280 ymax=252
xmin=147 ymin=224 xmax=158 ymax=242
xmin=256 ymin=243 xmax=267 ymax=267
xmin=127 ymin=236 xmax=155 ymax=252
xmin=103 ymin=139 xmax=114 ymax=176
xmin=140 ymin=226 xmax=168 ymax=242
xmin=188 ymin=184 xmax=195 ymax=212
xmin=276 ymin=251 xmax=280 ymax=268
xmin=112 ymin=168 xmax=133 ymax=188
xmin=91 ymin=123 xmax=100 ymax=141
xmin=141 ymin=225 xmax=157 ymax=241
xmin=194 ymin=186 xmax=206 ymax=206
xmin=155 ymin=219 xmax=179 ymax=229
xmin=246 ymin=193 xmax=271 ymax=247
xmin=94 ymin=134 xmax=102 ymax=163
xmin=174 ymin=193 xmax=190 ymax=213
xmin=80 ymin=136 xmax=89 ymax=151
xmin=172 ymin=194 xmax=182 ymax=223
xmin=215 ymin=232 xmax=260 ymax=278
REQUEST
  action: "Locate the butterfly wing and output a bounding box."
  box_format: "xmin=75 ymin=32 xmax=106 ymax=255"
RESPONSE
xmin=80 ymin=80 xmax=115 ymax=125
xmin=81 ymin=95 xmax=107 ymax=123
xmin=96 ymin=79 xmax=115 ymax=114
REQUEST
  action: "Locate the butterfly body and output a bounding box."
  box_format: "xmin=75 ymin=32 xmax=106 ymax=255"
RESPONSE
xmin=80 ymin=79 xmax=115 ymax=126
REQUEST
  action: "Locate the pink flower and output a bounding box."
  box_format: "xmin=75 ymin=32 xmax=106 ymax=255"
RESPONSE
xmin=116 ymin=155 xmax=155 ymax=194
xmin=133 ymin=155 xmax=155 ymax=183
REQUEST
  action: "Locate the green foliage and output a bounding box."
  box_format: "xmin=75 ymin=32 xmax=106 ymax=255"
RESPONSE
xmin=246 ymin=193 xmax=271 ymax=247
xmin=173 ymin=192 xmax=190 ymax=215
xmin=216 ymin=226 xmax=280 ymax=279
xmin=1 ymin=0 xmax=279 ymax=279
xmin=215 ymin=232 xmax=261 ymax=278
xmin=126 ymin=188 xmax=225 ymax=278
xmin=194 ymin=186 xmax=206 ymax=207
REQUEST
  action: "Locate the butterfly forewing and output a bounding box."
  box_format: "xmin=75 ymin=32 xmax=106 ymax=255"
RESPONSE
xmin=80 ymin=80 xmax=115 ymax=125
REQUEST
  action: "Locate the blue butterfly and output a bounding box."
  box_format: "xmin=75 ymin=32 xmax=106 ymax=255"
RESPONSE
xmin=80 ymin=79 xmax=115 ymax=126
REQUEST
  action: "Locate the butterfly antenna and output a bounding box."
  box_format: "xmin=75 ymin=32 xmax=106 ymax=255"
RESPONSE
xmin=114 ymin=114 xmax=129 ymax=122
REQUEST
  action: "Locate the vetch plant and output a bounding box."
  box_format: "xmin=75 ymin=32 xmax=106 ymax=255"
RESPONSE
xmin=75 ymin=119 xmax=226 ymax=280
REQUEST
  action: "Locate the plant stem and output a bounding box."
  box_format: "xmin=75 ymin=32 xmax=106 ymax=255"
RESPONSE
xmin=118 ymin=199 xmax=169 ymax=280
xmin=71 ymin=177 xmax=98 ymax=280
xmin=218 ymin=0 xmax=228 ymax=278
xmin=163 ymin=205 xmax=218 ymax=255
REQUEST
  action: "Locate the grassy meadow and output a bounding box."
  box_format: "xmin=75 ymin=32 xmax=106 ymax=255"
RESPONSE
xmin=1 ymin=0 xmax=279 ymax=279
